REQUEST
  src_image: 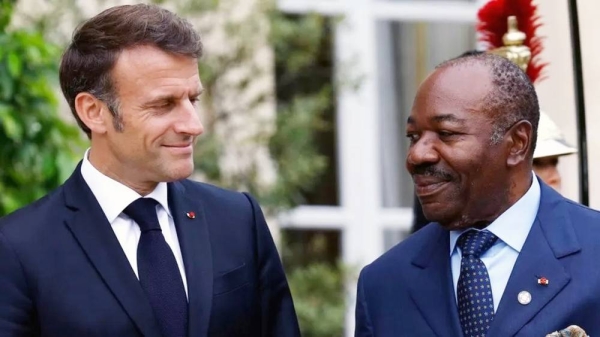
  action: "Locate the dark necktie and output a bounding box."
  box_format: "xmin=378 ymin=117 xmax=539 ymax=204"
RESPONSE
xmin=456 ymin=230 xmax=498 ymax=337
xmin=123 ymin=198 xmax=188 ymax=337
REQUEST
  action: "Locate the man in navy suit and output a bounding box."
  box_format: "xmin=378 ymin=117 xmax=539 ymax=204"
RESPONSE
xmin=0 ymin=4 xmax=300 ymax=337
xmin=355 ymin=53 xmax=600 ymax=336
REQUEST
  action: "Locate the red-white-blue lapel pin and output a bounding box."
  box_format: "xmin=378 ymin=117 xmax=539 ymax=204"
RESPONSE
xmin=537 ymin=276 xmax=549 ymax=286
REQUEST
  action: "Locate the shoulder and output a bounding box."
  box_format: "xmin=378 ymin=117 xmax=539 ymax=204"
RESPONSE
xmin=538 ymin=180 xmax=600 ymax=225
xmin=539 ymin=183 xmax=600 ymax=236
xmin=0 ymin=186 xmax=65 ymax=244
xmin=563 ymin=198 xmax=600 ymax=220
xmin=361 ymin=223 xmax=443 ymax=279
xmin=178 ymin=179 xmax=252 ymax=202
xmin=561 ymin=198 xmax=600 ymax=238
xmin=174 ymin=179 xmax=261 ymax=218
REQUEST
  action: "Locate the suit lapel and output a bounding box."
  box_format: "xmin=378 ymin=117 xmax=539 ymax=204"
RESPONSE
xmin=408 ymin=226 xmax=463 ymax=337
xmin=63 ymin=165 xmax=161 ymax=337
xmin=487 ymin=183 xmax=580 ymax=337
xmin=168 ymin=181 xmax=213 ymax=337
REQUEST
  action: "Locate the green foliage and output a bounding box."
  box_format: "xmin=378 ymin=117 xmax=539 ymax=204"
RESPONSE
xmin=0 ymin=3 xmax=82 ymax=215
xmin=266 ymin=12 xmax=334 ymax=209
xmin=282 ymin=231 xmax=349 ymax=337
xmin=288 ymin=263 xmax=346 ymax=337
xmin=266 ymin=89 xmax=330 ymax=208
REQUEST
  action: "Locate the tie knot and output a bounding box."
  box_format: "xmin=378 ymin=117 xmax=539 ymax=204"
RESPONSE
xmin=457 ymin=230 xmax=497 ymax=258
xmin=123 ymin=198 xmax=160 ymax=232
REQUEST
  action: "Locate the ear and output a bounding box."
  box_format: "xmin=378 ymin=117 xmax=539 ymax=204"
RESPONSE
xmin=505 ymin=120 xmax=533 ymax=167
xmin=74 ymin=92 xmax=109 ymax=135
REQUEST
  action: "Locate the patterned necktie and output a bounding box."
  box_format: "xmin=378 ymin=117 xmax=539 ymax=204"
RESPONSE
xmin=456 ymin=230 xmax=498 ymax=337
xmin=123 ymin=198 xmax=188 ymax=337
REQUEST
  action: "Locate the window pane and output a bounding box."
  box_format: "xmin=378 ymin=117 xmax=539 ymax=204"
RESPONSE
xmin=378 ymin=20 xmax=476 ymax=208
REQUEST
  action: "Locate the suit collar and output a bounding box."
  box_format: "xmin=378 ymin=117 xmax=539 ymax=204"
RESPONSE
xmin=168 ymin=181 xmax=214 ymax=337
xmin=410 ymin=225 xmax=463 ymax=337
xmin=487 ymin=180 xmax=580 ymax=337
xmin=63 ymin=163 xmax=162 ymax=337
xmin=535 ymin=181 xmax=580 ymax=258
xmin=80 ymin=150 xmax=171 ymax=222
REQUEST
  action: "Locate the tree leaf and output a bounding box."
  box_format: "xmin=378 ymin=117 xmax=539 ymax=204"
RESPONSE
xmin=7 ymin=51 xmax=22 ymax=77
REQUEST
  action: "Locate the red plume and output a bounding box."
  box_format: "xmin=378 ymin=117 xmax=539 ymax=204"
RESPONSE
xmin=477 ymin=0 xmax=547 ymax=83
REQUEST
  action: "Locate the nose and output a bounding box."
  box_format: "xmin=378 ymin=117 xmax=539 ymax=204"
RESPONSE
xmin=406 ymin=134 xmax=440 ymax=171
xmin=174 ymin=100 xmax=204 ymax=136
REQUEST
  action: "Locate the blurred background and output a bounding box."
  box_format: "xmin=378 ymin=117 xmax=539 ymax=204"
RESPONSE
xmin=2 ymin=0 xmax=600 ymax=336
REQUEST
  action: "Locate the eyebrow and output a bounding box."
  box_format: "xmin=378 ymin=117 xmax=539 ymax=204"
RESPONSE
xmin=142 ymin=89 xmax=204 ymax=108
xmin=406 ymin=113 xmax=465 ymax=125
xmin=432 ymin=114 xmax=465 ymax=125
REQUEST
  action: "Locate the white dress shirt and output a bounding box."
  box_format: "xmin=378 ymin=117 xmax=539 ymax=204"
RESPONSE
xmin=450 ymin=174 xmax=541 ymax=312
xmin=80 ymin=149 xmax=188 ymax=296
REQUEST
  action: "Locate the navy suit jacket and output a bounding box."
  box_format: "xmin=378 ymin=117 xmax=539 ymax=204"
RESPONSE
xmin=356 ymin=181 xmax=600 ymax=337
xmin=0 ymin=165 xmax=301 ymax=337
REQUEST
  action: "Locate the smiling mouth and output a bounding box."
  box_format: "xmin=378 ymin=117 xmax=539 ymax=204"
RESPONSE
xmin=413 ymin=180 xmax=450 ymax=197
xmin=162 ymin=144 xmax=194 ymax=155
xmin=164 ymin=143 xmax=192 ymax=147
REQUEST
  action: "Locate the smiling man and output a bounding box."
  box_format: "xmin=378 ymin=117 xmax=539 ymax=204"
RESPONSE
xmin=0 ymin=4 xmax=300 ymax=337
xmin=355 ymin=53 xmax=600 ymax=337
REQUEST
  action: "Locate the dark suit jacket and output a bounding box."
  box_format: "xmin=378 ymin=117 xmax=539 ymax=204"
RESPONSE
xmin=0 ymin=165 xmax=301 ymax=337
xmin=356 ymin=181 xmax=600 ymax=337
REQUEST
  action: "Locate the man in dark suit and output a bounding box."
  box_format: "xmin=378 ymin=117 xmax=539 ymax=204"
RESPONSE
xmin=355 ymin=53 xmax=600 ymax=336
xmin=0 ymin=4 xmax=300 ymax=337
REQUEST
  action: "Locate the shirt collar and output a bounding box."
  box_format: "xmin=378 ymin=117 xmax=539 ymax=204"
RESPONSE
xmin=449 ymin=174 xmax=541 ymax=255
xmin=80 ymin=148 xmax=171 ymax=223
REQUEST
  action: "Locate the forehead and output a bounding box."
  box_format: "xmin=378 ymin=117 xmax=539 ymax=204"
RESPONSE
xmin=411 ymin=63 xmax=493 ymax=122
xmin=111 ymin=45 xmax=202 ymax=97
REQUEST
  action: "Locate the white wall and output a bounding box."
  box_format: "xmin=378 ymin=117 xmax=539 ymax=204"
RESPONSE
xmin=577 ymin=0 xmax=600 ymax=209
xmin=536 ymin=0 xmax=600 ymax=209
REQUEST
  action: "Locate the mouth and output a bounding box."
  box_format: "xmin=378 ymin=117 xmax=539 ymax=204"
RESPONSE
xmin=413 ymin=175 xmax=450 ymax=197
xmin=162 ymin=143 xmax=194 ymax=154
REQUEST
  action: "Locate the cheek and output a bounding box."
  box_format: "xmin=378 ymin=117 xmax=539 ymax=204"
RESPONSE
xmin=142 ymin=122 xmax=171 ymax=146
xmin=456 ymin=148 xmax=504 ymax=193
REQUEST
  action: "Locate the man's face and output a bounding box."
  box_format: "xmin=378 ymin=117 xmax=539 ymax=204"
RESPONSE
xmin=100 ymin=45 xmax=204 ymax=185
xmin=406 ymin=64 xmax=511 ymax=230
xmin=533 ymin=156 xmax=561 ymax=191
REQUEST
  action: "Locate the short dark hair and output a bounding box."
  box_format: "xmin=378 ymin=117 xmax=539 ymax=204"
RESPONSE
xmin=437 ymin=53 xmax=539 ymax=156
xmin=59 ymin=4 xmax=203 ymax=137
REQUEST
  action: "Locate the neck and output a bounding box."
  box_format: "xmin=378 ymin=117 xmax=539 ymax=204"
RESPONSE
xmin=455 ymin=170 xmax=533 ymax=230
xmin=88 ymin=145 xmax=157 ymax=196
xmin=507 ymin=169 xmax=533 ymax=206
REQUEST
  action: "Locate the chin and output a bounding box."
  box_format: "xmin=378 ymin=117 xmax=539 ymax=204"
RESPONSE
xmin=163 ymin=163 xmax=194 ymax=182
xmin=421 ymin=204 xmax=461 ymax=230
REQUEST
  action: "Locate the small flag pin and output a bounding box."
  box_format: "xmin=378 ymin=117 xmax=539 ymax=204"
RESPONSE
xmin=186 ymin=211 xmax=196 ymax=219
xmin=537 ymin=277 xmax=549 ymax=286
